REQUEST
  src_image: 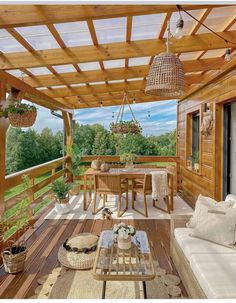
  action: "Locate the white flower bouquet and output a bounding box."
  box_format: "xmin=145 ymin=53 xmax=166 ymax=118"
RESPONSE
xmin=112 ymin=223 xmax=136 ymax=239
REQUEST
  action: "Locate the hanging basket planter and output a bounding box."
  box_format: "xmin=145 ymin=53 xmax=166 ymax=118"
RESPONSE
xmin=7 ymin=103 xmax=37 ymax=128
xmin=110 ymin=92 xmax=142 ymax=135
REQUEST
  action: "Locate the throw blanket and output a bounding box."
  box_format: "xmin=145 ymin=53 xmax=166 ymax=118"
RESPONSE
xmin=151 ymin=171 xmax=168 ymax=200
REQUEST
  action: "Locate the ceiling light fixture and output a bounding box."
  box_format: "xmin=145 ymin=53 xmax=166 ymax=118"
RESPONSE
xmin=175 ymin=8 xmax=184 ymax=39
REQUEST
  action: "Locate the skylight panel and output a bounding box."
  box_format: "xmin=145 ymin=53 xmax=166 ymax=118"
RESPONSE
xmin=129 ymin=56 xmax=151 ymax=66
xmin=0 ymin=29 xmax=26 ymax=53
xmin=78 ymin=62 xmax=101 ymax=71
xmin=132 ymin=14 xmax=163 ymax=41
xmin=52 ymin=65 xmax=76 ymax=73
xmin=94 ymin=17 xmax=126 ymax=44
xmin=50 ymin=85 xmax=67 ymax=89
xmin=54 ymin=21 xmax=93 ymax=47
xmin=89 ymin=81 xmax=106 ymax=85
xmin=15 ymin=25 xmax=59 ymax=50
xmin=7 ymin=69 xmax=23 ymax=77
xmin=103 ymin=59 xmax=125 ymax=69
xmin=201 ymin=49 xmax=226 ymax=59
xmin=70 ymin=83 xmax=86 ymax=87
xmin=108 ymin=79 xmax=125 ymax=84
xmin=197 ymin=6 xmax=236 ymax=34
xmin=166 ymin=9 xmax=205 ymax=37
xmin=127 ymin=77 xmax=144 ymax=82
xmin=27 ymin=67 xmax=52 ymax=75
xmin=179 ymin=51 xmax=203 ymax=61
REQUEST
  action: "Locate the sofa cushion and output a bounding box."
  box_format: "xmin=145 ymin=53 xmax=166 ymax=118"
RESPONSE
xmin=186 ymin=195 xmax=235 ymax=228
xmin=190 ymin=253 xmax=236 ymax=298
xmin=226 ymin=194 xmax=236 ymax=207
xmin=174 ymin=228 xmax=236 ymax=262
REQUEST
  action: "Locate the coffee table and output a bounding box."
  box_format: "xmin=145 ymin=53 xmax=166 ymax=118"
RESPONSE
xmin=92 ymin=230 xmax=155 ymax=299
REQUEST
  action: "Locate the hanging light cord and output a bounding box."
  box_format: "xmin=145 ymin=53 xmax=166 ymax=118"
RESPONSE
xmin=177 ymin=5 xmax=236 ymax=46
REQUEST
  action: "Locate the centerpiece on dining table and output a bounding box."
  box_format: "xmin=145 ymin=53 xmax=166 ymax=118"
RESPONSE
xmin=120 ymin=153 xmax=137 ymax=171
xmin=113 ymin=223 xmax=136 ymax=250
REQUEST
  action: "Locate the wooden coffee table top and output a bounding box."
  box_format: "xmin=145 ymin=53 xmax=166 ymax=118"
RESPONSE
xmin=92 ymin=230 xmax=155 ymax=282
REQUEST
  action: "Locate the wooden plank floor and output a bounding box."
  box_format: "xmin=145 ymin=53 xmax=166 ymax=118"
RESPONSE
xmin=0 ymin=216 xmax=188 ymax=299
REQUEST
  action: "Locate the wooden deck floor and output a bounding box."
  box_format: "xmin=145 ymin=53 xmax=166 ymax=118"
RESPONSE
xmin=0 ymin=214 xmax=188 ymax=299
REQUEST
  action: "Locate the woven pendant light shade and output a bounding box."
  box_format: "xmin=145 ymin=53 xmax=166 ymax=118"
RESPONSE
xmin=145 ymin=52 xmax=185 ymax=97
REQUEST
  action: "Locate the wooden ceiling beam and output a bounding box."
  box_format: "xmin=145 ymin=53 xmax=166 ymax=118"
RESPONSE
xmin=0 ymin=5 xmax=225 ymax=29
xmin=1 ymin=29 xmax=235 ymax=70
xmin=0 ymin=70 xmax=71 ymax=110
xmin=189 ymin=8 xmax=212 ymax=36
xmin=20 ymin=57 xmax=224 ymax=88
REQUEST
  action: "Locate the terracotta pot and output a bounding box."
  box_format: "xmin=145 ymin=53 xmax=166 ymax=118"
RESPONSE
xmin=69 ymin=184 xmax=80 ymax=196
xmin=117 ymin=235 xmax=132 ymax=250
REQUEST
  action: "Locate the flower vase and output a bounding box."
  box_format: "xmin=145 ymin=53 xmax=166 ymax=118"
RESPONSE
xmin=117 ymin=235 xmax=132 ymax=250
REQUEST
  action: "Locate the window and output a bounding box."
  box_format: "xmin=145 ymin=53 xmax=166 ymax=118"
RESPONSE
xmin=186 ymin=111 xmax=200 ymax=173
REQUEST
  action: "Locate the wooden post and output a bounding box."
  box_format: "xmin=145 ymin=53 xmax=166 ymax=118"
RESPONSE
xmin=63 ymin=111 xmax=73 ymax=182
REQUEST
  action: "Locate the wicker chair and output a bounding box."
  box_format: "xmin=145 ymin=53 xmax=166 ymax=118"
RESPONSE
xmin=93 ymin=174 xmax=128 ymax=217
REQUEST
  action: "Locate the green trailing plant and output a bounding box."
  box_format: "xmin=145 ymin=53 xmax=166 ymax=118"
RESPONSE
xmin=7 ymin=102 xmax=37 ymax=115
xmin=65 ymin=144 xmax=83 ymax=179
xmin=120 ymin=152 xmax=137 ymax=164
xmin=51 ymin=178 xmax=72 ymax=201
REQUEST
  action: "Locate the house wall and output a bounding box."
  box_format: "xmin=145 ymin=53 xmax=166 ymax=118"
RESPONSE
xmin=177 ymin=69 xmax=236 ymax=208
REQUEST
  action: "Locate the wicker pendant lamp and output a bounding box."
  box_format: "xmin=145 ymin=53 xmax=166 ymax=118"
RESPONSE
xmin=145 ymin=22 xmax=185 ymax=97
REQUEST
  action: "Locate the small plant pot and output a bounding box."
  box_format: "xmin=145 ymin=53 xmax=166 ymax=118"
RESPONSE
xmin=125 ymin=162 xmax=134 ymax=170
xmin=69 ymin=184 xmax=80 ymax=196
xmin=54 ymin=202 xmax=71 ymax=214
xmin=117 ymin=235 xmax=132 ymax=250
xmin=194 ymin=163 xmax=200 ymax=172
xmin=2 ymin=245 xmax=27 ymax=274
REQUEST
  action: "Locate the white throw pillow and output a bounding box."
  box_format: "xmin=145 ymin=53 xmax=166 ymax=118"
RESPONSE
xmin=190 ymin=207 xmax=236 ymax=247
xmin=186 ymin=194 xmax=235 ymax=228
xmin=226 ymin=194 xmax=236 ymax=207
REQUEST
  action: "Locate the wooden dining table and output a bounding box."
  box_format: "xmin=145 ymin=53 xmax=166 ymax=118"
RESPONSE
xmin=83 ymin=167 xmax=174 ymax=212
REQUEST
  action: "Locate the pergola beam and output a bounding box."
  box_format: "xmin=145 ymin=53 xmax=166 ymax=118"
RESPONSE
xmin=0 ymin=30 xmax=235 ymax=70
xmin=0 ymin=5 xmax=224 ymax=29
xmin=21 ymin=57 xmax=224 ymax=88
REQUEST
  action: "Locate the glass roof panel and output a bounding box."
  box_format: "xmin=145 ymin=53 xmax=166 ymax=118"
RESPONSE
xmin=15 ymin=25 xmax=60 ymax=50
xmin=27 ymin=67 xmax=52 ymax=75
xmin=108 ymin=79 xmax=125 ymax=84
xmin=166 ymin=9 xmax=205 ymax=38
xmin=197 ymin=6 xmax=236 ymax=34
xmin=179 ymin=51 xmax=203 ymax=61
xmin=94 ymin=17 xmax=126 ymax=43
xmin=132 ymin=13 xmax=164 ymax=41
xmin=54 ymin=21 xmax=93 ymax=47
xmin=103 ymin=59 xmax=125 ymax=69
xmin=201 ymin=49 xmax=226 ymax=59
xmin=78 ymin=62 xmax=101 ymax=71
xmin=129 ymin=56 xmax=151 ymax=66
xmin=70 ymin=83 xmax=86 ymax=87
xmin=52 ymin=65 xmax=76 ymax=73
xmin=0 ymin=29 xmax=26 ymax=53
xmin=7 ymin=69 xmax=23 ymax=77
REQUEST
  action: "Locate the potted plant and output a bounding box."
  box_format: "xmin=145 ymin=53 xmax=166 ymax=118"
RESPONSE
xmin=7 ymin=102 xmax=37 ymax=128
xmin=110 ymin=120 xmax=142 ymax=135
xmin=192 ymin=151 xmax=199 ymax=172
xmin=66 ymin=145 xmax=83 ymax=195
xmin=51 ymin=178 xmax=72 ymax=214
xmin=113 ymin=223 xmax=136 ymax=250
xmin=120 ymin=153 xmax=137 ymax=170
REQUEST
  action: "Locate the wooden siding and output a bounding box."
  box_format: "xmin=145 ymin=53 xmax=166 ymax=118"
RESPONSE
xmin=178 ymin=69 xmax=236 ymax=208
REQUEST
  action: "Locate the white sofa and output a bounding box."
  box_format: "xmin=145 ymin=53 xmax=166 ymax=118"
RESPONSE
xmin=170 ymin=194 xmax=236 ymax=299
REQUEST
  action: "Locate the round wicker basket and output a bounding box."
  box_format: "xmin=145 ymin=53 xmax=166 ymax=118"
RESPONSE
xmin=2 ymin=245 xmax=27 ymax=274
xmin=8 ymin=110 xmax=37 ymax=128
xmin=145 ymin=52 xmax=185 ymax=97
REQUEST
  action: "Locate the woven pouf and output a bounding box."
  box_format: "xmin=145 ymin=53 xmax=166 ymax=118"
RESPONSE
xmin=58 ymin=233 xmax=99 ymax=270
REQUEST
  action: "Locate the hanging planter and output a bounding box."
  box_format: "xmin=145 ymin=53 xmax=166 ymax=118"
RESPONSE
xmin=145 ymin=21 xmax=185 ymax=98
xmin=7 ymin=102 xmax=37 ymax=128
xmin=110 ymin=92 xmax=142 ymax=135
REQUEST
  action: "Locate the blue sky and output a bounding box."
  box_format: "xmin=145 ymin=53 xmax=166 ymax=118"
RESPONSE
xmin=31 ymin=99 xmax=177 ymax=136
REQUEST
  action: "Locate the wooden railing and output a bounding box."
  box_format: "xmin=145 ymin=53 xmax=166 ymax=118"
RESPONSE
xmin=1 ymin=155 xmax=179 ymax=245
xmin=2 ymin=157 xmax=67 ymax=244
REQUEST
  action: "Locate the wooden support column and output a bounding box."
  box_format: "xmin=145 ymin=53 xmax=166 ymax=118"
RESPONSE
xmin=63 ymin=111 xmax=73 ymax=182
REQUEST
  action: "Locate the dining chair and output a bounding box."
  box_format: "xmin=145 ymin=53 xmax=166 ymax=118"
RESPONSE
xmin=132 ymin=173 xmax=174 ymax=217
xmin=93 ymin=174 xmax=128 ymax=217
